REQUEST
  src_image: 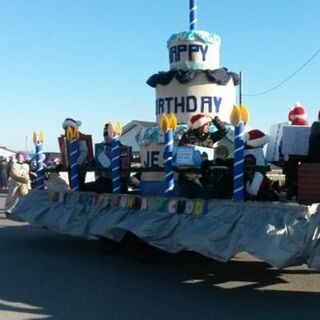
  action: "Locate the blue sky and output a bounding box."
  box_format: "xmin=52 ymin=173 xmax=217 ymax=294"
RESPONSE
xmin=0 ymin=0 xmax=319 ymax=152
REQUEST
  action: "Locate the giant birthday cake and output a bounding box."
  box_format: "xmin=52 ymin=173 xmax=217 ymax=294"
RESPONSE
xmin=137 ymin=5 xmax=239 ymax=193
xmin=147 ymin=30 xmax=239 ymax=124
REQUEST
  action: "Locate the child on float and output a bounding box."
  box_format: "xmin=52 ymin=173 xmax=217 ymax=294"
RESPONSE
xmin=244 ymin=129 xmax=278 ymax=201
xmin=282 ymin=103 xmax=309 ymax=200
xmin=200 ymin=144 xmax=234 ymax=199
xmin=308 ymin=111 xmax=320 ymax=162
xmin=178 ymin=113 xmax=227 ymax=198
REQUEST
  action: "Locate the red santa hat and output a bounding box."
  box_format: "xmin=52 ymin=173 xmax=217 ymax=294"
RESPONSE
xmin=62 ymin=118 xmax=82 ymax=129
xmin=288 ymin=102 xmax=308 ymax=126
xmin=244 ymin=129 xmax=270 ymax=148
xmin=187 ymin=113 xmax=212 ymax=130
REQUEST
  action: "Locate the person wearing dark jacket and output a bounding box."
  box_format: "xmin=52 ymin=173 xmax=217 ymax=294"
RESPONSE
xmin=178 ymin=113 xmax=227 ymax=198
xmin=179 ymin=114 xmax=227 ymax=148
xmin=308 ymin=113 xmax=320 ymax=162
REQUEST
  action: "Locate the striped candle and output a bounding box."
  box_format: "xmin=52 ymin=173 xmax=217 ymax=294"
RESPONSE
xmin=111 ymin=135 xmax=121 ymax=193
xmin=164 ymin=129 xmax=174 ymax=196
xmin=35 ymin=142 xmax=45 ymax=189
xmin=233 ymin=122 xmax=245 ymax=201
xmin=189 ymin=0 xmax=197 ymax=30
xmin=69 ymin=138 xmax=79 ymax=191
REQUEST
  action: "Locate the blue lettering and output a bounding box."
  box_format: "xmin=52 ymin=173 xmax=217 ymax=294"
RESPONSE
xmin=186 ymin=96 xmax=197 ymax=112
xmin=201 ymin=96 xmax=212 ymax=113
xmin=151 ymin=151 xmax=160 ymax=167
xmin=157 ymin=98 xmax=165 ymax=115
xmin=188 ymin=44 xmax=200 ymax=61
xmin=169 ymin=46 xmax=177 ymax=64
xmin=199 ymin=45 xmax=208 ymax=61
xmin=174 ymin=96 xmax=185 ymax=113
xmin=165 ymin=97 xmax=174 ymax=113
xmin=170 ymin=44 xmax=209 ymax=63
xmin=177 ymin=45 xmax=187 ymax=61
xmin=213 ymin=96 xmax=222 ymax=112
xmin=144 ymin=151 xmax=160 ymax=167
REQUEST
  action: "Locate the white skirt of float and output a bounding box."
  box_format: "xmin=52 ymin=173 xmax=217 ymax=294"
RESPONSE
xmin=155 ymin=74 xmax=236 ymax=125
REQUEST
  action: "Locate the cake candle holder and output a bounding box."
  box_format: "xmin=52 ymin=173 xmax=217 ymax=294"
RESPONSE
xmin=66 ymin=127 xmax=80 ymax=191
xmin=230 ymin=104 xmax=249 ymax=201
xmin=108 ymin=122 xmax=123 ymax=193
xmin=32 ymin=131 xmax=45 ymax=190
xmin=161 ymin=113 xmax=177 ymax=197
xmin=189 ymin=0 xmax=197 ymax=30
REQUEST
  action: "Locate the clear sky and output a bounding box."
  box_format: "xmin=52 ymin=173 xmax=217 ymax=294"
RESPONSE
xmin=0 ymin=0 xmax=319 ymax=152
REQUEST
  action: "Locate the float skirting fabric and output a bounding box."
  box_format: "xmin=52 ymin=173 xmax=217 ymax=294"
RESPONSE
xmin=11 ymin=190 xmax=320 ymax=270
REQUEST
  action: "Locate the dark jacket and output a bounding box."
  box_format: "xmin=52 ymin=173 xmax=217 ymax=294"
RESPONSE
xmin=308 ymin=121 xmax=320 ymax=162
xmin=179 ymin=117 xmax=227 ymax=148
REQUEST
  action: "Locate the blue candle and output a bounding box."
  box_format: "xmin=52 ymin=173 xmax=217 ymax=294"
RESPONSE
xmin=69 ymin=138 xmax=79 ymax=191
xmin=35 ymin=142 xmax=45 ymax=189
xmin=164 ymin=129 xmax=174 ymax=196
xmin=189 ymin=0 xmax=197 ymax=30
xmin=230 ymin=104 xmax=249 ymax=202
xmin=233 ymin=122 xmax=245 ymax=201
xmin=111 ymin=135 xmax=121 ymax=193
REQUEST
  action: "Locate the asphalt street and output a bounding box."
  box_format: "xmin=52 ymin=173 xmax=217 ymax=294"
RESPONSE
xmin=0 ymin=191 xmax=319 ymax=320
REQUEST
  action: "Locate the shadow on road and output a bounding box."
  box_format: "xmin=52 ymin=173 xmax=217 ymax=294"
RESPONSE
xmin=0 ymin=216 xmax=319 ymax=320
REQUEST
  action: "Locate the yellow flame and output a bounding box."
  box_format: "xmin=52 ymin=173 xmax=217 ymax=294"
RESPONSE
xmin=33 ymin=131 xmax=45 ymax=144
xmin=108 ymin=122 xmax=115 ymax=138
xmin=33 ymin=131 xmax=37 ymax=145
xmin=230 ymin=105 xmax=241 ymax=127
xmin=240 ymin=104 xmax=249 ymax=125
xmin=161 ymin=113 xmax=169 ymax=133
xmin=107 ymin=121 xmax=122 ymax=137
xmin=66 ymin=127 xmax=73 ymax=142
xmin=169 ymin=113 xmax=177 ymax=132
xmin=39 ymin=131 xmax=45 ymax=143
xmin=116 ymin=121 xmax=122 ymax=136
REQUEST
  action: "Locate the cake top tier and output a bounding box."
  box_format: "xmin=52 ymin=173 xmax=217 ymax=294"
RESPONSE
xmin=167 ymin=30 xmax=221 ymax=71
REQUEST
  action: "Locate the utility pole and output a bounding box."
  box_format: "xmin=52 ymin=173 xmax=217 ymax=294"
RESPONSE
xmin=25 ymin=135 xmax=28 ymax=153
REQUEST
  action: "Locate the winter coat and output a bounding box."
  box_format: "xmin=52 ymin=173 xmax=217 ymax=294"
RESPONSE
xmin=179 ymin=117 xmax=227 ymax=148
xmin=308 ymin=121 xmax=320 ymax=162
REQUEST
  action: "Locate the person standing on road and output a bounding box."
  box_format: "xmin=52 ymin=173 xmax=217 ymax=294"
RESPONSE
xmin=0 ymin=156 xmax=9 ymax=190
xmin=5 ymin=152 xmax=30 ymax=216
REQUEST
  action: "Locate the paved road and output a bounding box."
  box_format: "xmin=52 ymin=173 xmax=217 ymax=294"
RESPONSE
xmin=0 ymin=191 xmax=319 ymax=320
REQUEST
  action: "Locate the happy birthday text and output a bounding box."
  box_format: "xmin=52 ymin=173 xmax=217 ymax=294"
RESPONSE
xmin=169 ymin=44 xmax=209 ymax=63
xmin=156 ymin=96 xmax=222 ymax=115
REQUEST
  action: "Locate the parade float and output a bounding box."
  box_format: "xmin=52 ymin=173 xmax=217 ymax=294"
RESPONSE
xmin=11 ymin=1 xmax=320 ymax=270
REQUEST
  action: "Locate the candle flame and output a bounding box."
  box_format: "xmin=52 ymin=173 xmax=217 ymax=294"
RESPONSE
xmin=161 ymin=113 xmax=177 ymax=133
xmin=66 ymin=127 xmax=73 ymax=142
xmin=33 ymin=131 xmax=45 ymax=144
xmin=161 ymin=113 xmax=169 ymax=133
xmin=240 ymin=104 xmax=249 ymax=125
xmin=230 ymin=105 xmax=241 ymax=127
xmin=169 ymin=113 xmax=177 ymax=132
xmin=108 ymin=121 xmax=122 ymax=137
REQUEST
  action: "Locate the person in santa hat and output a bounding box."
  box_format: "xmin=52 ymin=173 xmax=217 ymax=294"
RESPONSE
xmin=282 ymin=102 xmax=309 ymax=199
xmin=244 ymin=129 xmax=278 ymax=201
xmin=179 ymin=113 xmax=227 ymax=148
xmin=62 ymin=117 xmax=89 ymax=191
xmin=288 ymin=102 xmax=308 ymax=126
xmin=178 ymin=113 xmax=227 ymax=198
